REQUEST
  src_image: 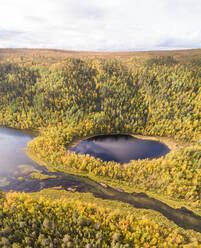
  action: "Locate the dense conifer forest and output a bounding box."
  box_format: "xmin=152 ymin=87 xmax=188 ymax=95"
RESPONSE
xmin=0 ymin=49 xmax=200 ymax=247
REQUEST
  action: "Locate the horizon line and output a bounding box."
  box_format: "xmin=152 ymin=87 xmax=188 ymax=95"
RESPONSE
xmin=0 ymin=47 xmax=201 ymax=53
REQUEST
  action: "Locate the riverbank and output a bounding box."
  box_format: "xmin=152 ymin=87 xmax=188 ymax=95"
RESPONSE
xmin=2 ymin=189 xmax=201 ymax=247
xmin=26 ymin=146 xmax=201 ymax=217
xmin=0 ymin=126 xmax=200 ymax=235
xmin=25 ymin=125 xmax=200 ymax=214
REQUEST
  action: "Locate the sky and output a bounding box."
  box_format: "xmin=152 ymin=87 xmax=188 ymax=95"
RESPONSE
xmin=0 ymin=0 xmax=201 ymax=51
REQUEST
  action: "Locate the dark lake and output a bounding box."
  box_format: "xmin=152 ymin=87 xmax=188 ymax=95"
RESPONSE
xmin=0 ymin=129 xmax=169 ymax=191
xmin=0 ymin=128 xmax=169 ymax=192
xmin=70 ymin=134 xmax=170 ymax=163
xmin=0 ymin=127 xmax=201 ymax=232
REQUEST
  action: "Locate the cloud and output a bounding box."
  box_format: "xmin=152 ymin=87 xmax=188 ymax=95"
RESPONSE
xmin=0 ymin=0 xmax=200 ymax=51
xmin=158 ymin=34 xmax=201 ymax=50
xmin=67 ymin=1 xmax=106 ymax=20
xmin=0 ymin=29 xmax=24 ymax=41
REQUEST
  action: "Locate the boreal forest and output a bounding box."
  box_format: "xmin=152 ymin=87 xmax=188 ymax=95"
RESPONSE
xmin=0 ymin=49 xmax=200 ymax=247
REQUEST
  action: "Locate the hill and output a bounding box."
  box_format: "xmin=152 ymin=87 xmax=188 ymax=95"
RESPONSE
xmin=0 ymin=48 xmax=200 ymax=247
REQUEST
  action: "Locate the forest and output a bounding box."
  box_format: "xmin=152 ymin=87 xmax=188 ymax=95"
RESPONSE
xmin=0 ymin=49 xmax=200 ymax=247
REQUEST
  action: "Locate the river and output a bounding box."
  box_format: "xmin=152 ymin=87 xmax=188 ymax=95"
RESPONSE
xmin=0 ymin=126 xmax=200 ymax=232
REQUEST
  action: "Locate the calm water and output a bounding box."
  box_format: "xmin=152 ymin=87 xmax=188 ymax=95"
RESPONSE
xmin=70 ymin=135 xmax=170 ymax=163
xmin=0 ymin=127 xmax=45 ymax=190
xmin=0 ymin=127 xmax=35 ymax=175
xmin=0 ymin=127 xmax=76 ymax=192
xmin=0 ymin=127 xmax=200 ymax=232
xmin=0 ymin=127 xmax=99 ymax=192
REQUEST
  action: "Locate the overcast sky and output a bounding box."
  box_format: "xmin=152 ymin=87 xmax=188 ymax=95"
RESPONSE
xmin=0 ymin=0 xmax=200 ymax=51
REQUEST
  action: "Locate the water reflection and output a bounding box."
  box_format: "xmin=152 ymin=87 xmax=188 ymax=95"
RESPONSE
xmin=70 ymin=135 xmax=170 ymax=163
xmin=0 ymin=127 xmax=36 ymax=176
xmin=0 ymin=127 xmax=200 ymax=232
xmin=0 ymin=127 xmax=49 ymax=190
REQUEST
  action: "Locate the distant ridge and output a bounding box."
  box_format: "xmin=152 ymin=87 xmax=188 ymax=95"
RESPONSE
xmin=0 ymin=48 xmax=201 ymax=62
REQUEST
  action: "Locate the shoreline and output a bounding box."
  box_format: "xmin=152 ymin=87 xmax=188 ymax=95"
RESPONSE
xmin=66 ymin=132 xmax=187 ymax=153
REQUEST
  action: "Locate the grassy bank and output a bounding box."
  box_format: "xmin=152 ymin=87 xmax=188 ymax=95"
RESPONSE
xmin=0 ymin=188 xmax=201 ymax=247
